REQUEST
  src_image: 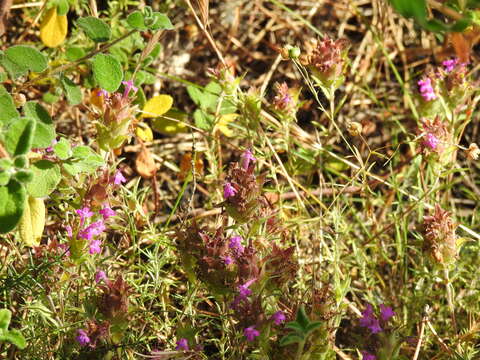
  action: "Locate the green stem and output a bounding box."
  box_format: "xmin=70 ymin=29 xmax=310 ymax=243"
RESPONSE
xmin=296 ymin=339 xmax=306 ymax=360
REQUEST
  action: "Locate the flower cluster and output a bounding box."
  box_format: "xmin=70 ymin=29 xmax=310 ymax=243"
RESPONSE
xmin=75 ymin=320 xmax=110 ymax=349
xmin=223 ymin=149 xmax=268 ymax=223
xmin=423 ymin=204 xmax=458 ymax=265
xmin=358 ymin=303 xmax=396 ymax=359
xmin=300 ymin=36 xmax=349 ymax=82
xmin=418 ymin=116 xmax=451 ymax=157
xmin=272 ymin=82 xmax=298 ymax=114
xmin=177 ymin=150 xmax=296 ymax=348
xmin=93 ymin=80 xmax=139 ymax=151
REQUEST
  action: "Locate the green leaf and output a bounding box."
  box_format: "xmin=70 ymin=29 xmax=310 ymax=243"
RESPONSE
xmin=388 ymin=0 xmax=427 ymax=19
xmin=63 ymin=146 xmax=103 ymax=176
xmin=127 ymin=11 xmax=147 ymax=30
xmin=304 ymin=321 xmax=322 ymax=335
xmin=92 ymin=54 xmax=123 ymax=92
xmin=193 ymin=109 xmax=212 ymax=130
xmin=148 ymin=13 xmax=174 ymax=30
xmin=26 ymin=160 xmax=61 ymax=197
xmin=0 ymin=180 xmax=26 ymax=233
xmin=0 ymin=71 xmax=6 ymax=82
xmin=13 ymin=155 xmax=28 ymax=169
xmin=13 ymin=170 xmax=33 ymax=184
xmin=279 ymin=333 xmax=304 ymax=346
xmin=295 ymin=306 xmax=310 ymax=329
xmin=65 ymin=46 xmax=86 ymax=61
xmin=285 ymin=321 xmax=305 ymax=334
xmin=23 ymin=101 xmax=55 ymax=149
xmin=77 ymin=16 xmax=111 ymax=42
xmin=60 ymin=75 xmax=82 ymax=105
xmin=0 ymin=309 xmax=11 ymax=331
xmin=5 ymin=45 xmax=48 ymax=73
xmin=0 ymin=53 xmax=26 ymax=79
xmin=55 ymin=0 xmax=69 ymax=16
xmin=0 ymin=172 xmax=10 ymax=186
xmin=0 ymin=86 xmax=20 ymax=126
xmin=52 ymin=138 xmax=71 ymax=160
xmin=5 ymin=118 xmax=36 ymax=156
xmin=0 ymin=329 xmax=27 ymax=349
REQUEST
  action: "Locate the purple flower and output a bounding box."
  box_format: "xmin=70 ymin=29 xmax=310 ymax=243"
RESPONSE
xmin=175 ymin=338 xmax=189 ymax=351
xmin=379 ymin=304 xmax=395 ymax=322
xmin=223 ymin=256 xmax=234 ymax=265
xmin=99 ymin=205 xmax=116 ymax=219
xmin=359 ymin=304 xmax=383 ymax=334
xmin=359 ymin=304 xmax=375 ymax=328
xmin=238 ymin=279 xmax=256 ymax=298
xmin=89 ymin=240 xmax=102 ymax=254
xmin=361 ymin=351 xmax=376 ymax=360
xmin=76 ymin=329 xmax=90 ymax=346
xmin=113 ymin=170 xmax=127 ymax=185
xmin=240 ymin=149 xmax=256 ymax=170
xmin=229 ymin=235 xmax=244 ymax=255
xmin=223 ymin=182 xmax=237 ymax=199
xmin=97 ymin=89 xmax=109 ymax=98
xmin=95 ymin=270 xmax=107 ymax=283
xmin=368 ymin=318 xmax=382 ymax=334
xmin=244 ymin=326 xmax=260 ymax=341
xmin=76 ymin=206 xmax=94 ymax=225
xmin=272 ymin=311 xmax=286 ymax=325
xmin=122 ymin=80 xmax=138 ymax=98
xmin=79 ymin=220 xmax=106 ymax=241
xmin=442 ymin=58 xmax=458 ymax=73
xmin=423 ymin=133 xmax=439 ymax=150
xmin=418 ymin=78 xmax=437 ymax=101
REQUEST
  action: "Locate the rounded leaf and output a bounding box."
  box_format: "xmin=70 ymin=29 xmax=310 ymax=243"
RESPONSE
xmin=40 ymin=7 xmax=68 ymax=48
xmin=26 ymin=160 xmax=61 ymax=197
xmin=23 ymin=101 xmax=56 ymax=149
xmin=0 ymin=180 xmax=26 ymax=233
xmin=92 ymin=54 xmax=123 ymax=92
xmin=18 ymin=196 xmax=46 ymax=247
xmin=151 ymin=108 xmax=188 ymax=135
xmin=5 ymin=118 xmax=36 ymax=156
xmin=5 ymin=45 xmax=47 ymax=73
xmin=127 ymin=11 xmax=146 ymax=30
xmin=142 ymin=94 xmax=173 ymax=118
xmin=77 ymin=16 xmax=111 ymax=42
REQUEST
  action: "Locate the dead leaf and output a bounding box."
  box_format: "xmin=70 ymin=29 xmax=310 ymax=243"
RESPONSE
xmin=179 ymin=152 xmax=204 ymax=180
xmin=136 ymin=145 xmax=156 ymax=178
xmin=40 ymin=7 xmax=68 ymax=48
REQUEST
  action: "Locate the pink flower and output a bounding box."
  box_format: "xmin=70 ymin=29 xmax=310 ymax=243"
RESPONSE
xmin=442 ymin=58 xmax=458 ymax=73
xmin=223 ymin=182 xmax=237 ymax=199
xmin=95 ymin=270 xmax=107 ymax=283
xmin=418 ymin=78 xmax=437 ymax=101
xmin=76 ymin=206 xmax=94 ymax=225
xmin=122 ymin=80 xmax=138 ymax=98
xmin=79 ymin=220 xmax=106 ymax=241
xmin=113 ymin=170 xmax=127 ymax=185
xmin=243 ymin=326 xmax=260 ymax=341
xmin=423 ymin=133 xmax=439 ymax=150
xmin=97 ymin=89 xmax=109 ymax=98
xmin=362 ymin=351 xmax=376 ymax=360
xmin=175 ymin=338 xmax=189 ymax=351
xmin=76 ymin=329 xmax=90 ymax=346
xmin=65 ymin=225 xmax=73 ymax=238
xmin=272 ymin=311 xmax=286 ymax=325
xmin=379 ymin=304 xmax=395 ymax=322
xmin=99 ymin=205 xmax=116 ymax=219
xmin=89 ymin=240 xmax=102 ymax=254
xmin=240 ymin=149 xmax=256 ymax=170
